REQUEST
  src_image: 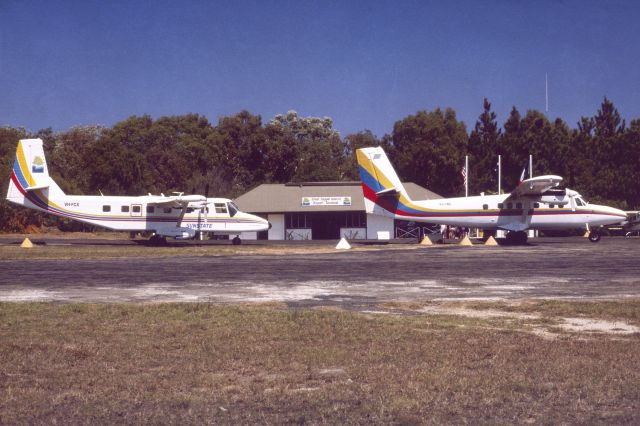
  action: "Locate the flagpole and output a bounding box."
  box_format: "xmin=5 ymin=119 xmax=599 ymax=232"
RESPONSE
xmin=498 ymin=155 xmax=502 ymax=194
xmin=529 ymin=154 xmax=533 ymax=179
xmin=465 ymin=155 xmax=468 ymax=197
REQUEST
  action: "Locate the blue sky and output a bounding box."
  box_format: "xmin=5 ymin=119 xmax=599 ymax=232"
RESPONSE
xmin=2 ymin=0 xmax=639 ymax=137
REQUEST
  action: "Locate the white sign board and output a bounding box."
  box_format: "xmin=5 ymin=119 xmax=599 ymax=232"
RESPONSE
xmin=301 ymin=196 xmax=351 ymax=207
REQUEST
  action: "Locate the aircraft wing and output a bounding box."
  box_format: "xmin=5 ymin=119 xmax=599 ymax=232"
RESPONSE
xmin=146 ymin=194 xmax=207 ymax=208
xmin=508 ymin=175 xmax=563 ymax=198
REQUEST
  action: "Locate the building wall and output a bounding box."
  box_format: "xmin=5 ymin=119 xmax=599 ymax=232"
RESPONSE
xmin=366 ymin=214 xmax=394 ymax=239
xmin=268 ymin=213 xmax=285 ymax=240
xmin=341 ymin=227 xmax=366 ymax=239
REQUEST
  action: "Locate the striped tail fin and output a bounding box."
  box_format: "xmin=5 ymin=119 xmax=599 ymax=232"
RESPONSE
xmin=11 ymin=139 xmax=52 ymax=191
xmin=7 ymin=138 xmax=65 ymax=206
xmin=356 ymin=147 xmax=410 ymax=216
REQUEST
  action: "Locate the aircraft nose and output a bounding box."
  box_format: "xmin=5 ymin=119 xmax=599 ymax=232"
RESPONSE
xmin=601 ymin=206 xmax=628 ymax=223
xmin=613 ymin=207 xmax=628 ymax=220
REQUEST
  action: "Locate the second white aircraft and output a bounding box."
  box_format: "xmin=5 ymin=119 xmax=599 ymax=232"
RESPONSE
xmin=357 ymin=146 xmax=627 ymax=243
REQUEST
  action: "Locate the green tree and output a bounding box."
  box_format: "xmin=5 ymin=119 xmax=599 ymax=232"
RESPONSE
xmin=468 ymin=98 xmax=501 ymax=194
xmin=267 ymin=111 xmax=345 ymax=182
xmin=588 ymin=98 xmax=626 ymax=206
xmin=390 ymin=108 xmax=468 ymax=197
xmin=343 ymin=130 xmax=381 ymax=180
xmin=210 ymin=110 xmax=266 ymax=195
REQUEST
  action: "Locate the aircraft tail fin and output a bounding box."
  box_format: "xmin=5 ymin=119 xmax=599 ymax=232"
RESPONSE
xmin=356 ymin=147 xmax=410 ymax=215
xmin=7 ymin=139 xmax=65 ymax=205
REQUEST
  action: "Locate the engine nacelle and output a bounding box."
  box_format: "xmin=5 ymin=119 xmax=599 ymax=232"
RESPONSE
xmin=540 ymin=189 xmax=568 ymax=205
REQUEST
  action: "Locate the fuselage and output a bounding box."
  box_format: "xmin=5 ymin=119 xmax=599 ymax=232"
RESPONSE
xmin=10 ymin=187 xmax=269 ymax=238
xmin=367 ymin=191 xmax=627 ymax=231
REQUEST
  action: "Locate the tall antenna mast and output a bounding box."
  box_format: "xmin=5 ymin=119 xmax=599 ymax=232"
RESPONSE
xmin=545 ymin=73 xmax=549 ymax=113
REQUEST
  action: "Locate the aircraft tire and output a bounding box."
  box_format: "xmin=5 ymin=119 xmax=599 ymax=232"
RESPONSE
xmin=232 ymin=236 xmax=242 ymax=245
xmin=506 ymin=231 xmax=528 ymax=245
xmin=149 ymin=234 xmax=167 ymax=246
xmin=588 ymin=232 xmax=601 ymax=243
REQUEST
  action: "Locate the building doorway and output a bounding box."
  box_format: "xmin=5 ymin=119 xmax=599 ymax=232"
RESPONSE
xmin=310 ymin=212 xmax=342 ymax=240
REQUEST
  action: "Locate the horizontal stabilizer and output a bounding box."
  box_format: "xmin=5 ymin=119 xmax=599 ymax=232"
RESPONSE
xmin=25 ymin=183 xmax=50 ymax=191
xmin=375 ymin=187 xmax=400 ymax=197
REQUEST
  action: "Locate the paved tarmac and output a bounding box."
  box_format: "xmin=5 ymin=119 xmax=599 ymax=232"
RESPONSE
xmin=2 ymin=237 xmax=640 ymax=306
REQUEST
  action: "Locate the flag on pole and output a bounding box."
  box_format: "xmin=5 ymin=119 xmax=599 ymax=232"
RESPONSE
xmin=518 ymin=165 xmax=527 ymax=184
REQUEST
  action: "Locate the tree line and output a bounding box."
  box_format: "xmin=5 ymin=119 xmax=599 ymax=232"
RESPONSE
xmin=1 ymin=98 xmax=638 ymax=232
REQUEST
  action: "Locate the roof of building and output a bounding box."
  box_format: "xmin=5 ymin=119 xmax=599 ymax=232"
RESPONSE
xmin=234 ymin=181 xmax=442 ymax=213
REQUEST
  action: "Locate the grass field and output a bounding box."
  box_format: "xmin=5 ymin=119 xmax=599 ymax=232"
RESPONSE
xmin=1 ymin=301 xmax=639 ymax=424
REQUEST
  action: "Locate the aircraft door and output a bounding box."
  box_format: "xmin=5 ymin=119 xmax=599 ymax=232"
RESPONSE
xmin=213 ymin=202 xmax=229 ymax=230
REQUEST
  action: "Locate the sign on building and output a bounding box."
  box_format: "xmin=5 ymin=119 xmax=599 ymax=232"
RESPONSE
xmin=301 ymin=196 xmax=351 ymax=206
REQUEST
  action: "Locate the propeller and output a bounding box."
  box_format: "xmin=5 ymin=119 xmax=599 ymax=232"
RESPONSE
xmin=566 ymin=189 xmax=578 ymax=211
xmin=203 ymin=183 xmax=210 ymax=227
xmin=198 ymin=183 xmax=211 ymax=239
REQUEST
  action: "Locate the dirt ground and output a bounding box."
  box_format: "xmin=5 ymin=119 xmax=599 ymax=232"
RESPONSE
xmin=1 ymin=236 xmax=640 ymax=304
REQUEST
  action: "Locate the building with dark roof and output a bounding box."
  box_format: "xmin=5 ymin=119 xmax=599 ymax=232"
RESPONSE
xmin=234 ymin=181 xmax=441 ymax=240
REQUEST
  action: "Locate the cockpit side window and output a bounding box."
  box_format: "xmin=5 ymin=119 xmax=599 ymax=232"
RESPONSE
xmin=227 ymin=202 xmax=239 ymax=217
xmin=576 ymin=198 xmax=587 ymax=206
xmin=214 ymin=203 xmax=228 ymax=214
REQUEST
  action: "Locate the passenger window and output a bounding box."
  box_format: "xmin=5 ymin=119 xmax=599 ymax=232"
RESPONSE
xmin=121 ymin=205 xmax=129 ymax=213
xmin=550 ymin=205 xmax=555 ymax=208
xmin=186 ymin=207 xmax=195 ymax=213
xmin=132 ymin=205 xmax=141 ymax=213
xmin=146 ymin=206 xmax=155 ymax=213
xmin=558 ymin=205 xmax=564 ymax=209
xmin=103 ymin=205 xmax=111 ymax=212
xmin=482 ymin=204 xmax=488 ymax=210
xmin=214 ymin=203 xmax=228 ymax=214
xmin=516 ymin=202 xmax=522 ymax=209
xmin=534 ymin=203 xmax=540 ymax=208
xmin=163 ymin=207 xmax=171 ymax=214
xmin=507 ymin=203 xmax=513 ymax=209
xmin=498 ymin=203 xmax=504 ymax=209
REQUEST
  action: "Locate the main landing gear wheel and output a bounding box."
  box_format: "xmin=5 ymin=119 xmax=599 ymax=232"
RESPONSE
xmin=588 ymin=232 xmax=601 ymax=243
xmin=505 ymin=231 xmax=528 ymax=245
xmin=149 ymin=234 xmax=167 ymax=245
xmin=232 ymin=236 xmax=242 ymax=245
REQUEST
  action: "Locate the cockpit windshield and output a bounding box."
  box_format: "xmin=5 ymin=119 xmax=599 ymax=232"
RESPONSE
xmin=227 ymin=202 xmax=239 ymax=217
xmin=576 ymin=197 xmax=588 ymax=206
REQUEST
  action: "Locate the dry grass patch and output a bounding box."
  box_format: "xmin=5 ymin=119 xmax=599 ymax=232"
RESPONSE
xmin=0 ymin=303 xmax=639 ymax=424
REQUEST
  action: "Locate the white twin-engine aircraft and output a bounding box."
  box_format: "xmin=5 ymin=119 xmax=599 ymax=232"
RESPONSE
xmin=7 ymin=139 xmax=269 ymax=244
xmin=356 ymin=146 xmax=627 ymax=243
